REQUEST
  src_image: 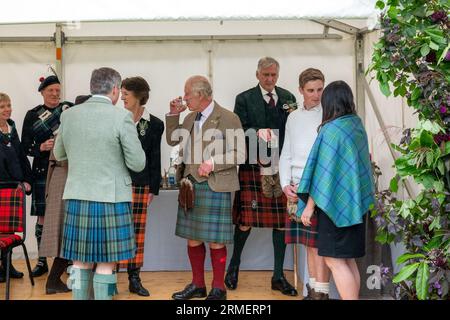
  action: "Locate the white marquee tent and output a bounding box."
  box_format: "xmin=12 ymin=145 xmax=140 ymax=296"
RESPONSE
xmin=0 ymin=0 xmax=413 ymax=298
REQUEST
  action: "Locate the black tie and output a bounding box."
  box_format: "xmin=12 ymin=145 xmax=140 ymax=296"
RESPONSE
xmin=267 ymin=92 xmax=276 ymax=108
xmin=195 ymin=112 xmax=202 ymax=121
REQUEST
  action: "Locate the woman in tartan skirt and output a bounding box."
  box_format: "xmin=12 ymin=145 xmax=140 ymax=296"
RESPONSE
xmin=279 ymin=68 xmax=331 ymax=299
xmin=119 ymin=77 xmax=164 ymax=296
xmin=0 ymin=92 xmax=32 ymax=282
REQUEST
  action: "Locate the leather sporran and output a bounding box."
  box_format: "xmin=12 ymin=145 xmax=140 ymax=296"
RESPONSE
xmin=261 ymin=173 xmax=283 ymax=198
xmin=178 ymin=178 xmax=195 ymax=215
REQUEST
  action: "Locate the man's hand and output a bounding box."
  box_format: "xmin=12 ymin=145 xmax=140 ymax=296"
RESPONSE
xmin=40 ymin=138 xmax=54 ymax=151
xmin=282 ymin=184 xmax=298 ymax=202
xmin=22 ymin=182 xmax=31 ymax=192
xmin=198 ymin=159 xmax=213 ymax=177
xmin=257 ymin=128 xmax=272 ymax=142
xmin=169 ymin=96 xmax=187 ymax=115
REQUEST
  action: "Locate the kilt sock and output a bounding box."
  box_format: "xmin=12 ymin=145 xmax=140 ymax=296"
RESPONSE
xmin=228 ymin=225 xmax=251 ymax=268
xmin=188 ymin=243 xmax=206 ymax=287
xmin=272 ymin=229 xmax=287 ymax=279
xmin=35 ymin=223 xmax=47 ymax=266
xmin=210 ymin=247 xmax=227 ymax=290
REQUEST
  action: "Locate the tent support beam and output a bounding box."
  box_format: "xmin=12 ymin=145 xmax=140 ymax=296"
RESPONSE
xmin=64 ymin=34 xmax=342 ymax=43
xmin=311 ymin=19 xmax=360 ymax=34
xmin=360 ymin=74 xmax=414 ymax=199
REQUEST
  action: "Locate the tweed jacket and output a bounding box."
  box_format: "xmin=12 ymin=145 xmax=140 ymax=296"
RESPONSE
xmin=54 ymin=96 xmax=146 ymax=203
xmin=165 ymin=102 xmax=244 ymax=192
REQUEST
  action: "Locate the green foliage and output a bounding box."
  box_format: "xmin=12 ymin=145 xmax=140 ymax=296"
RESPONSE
xmin=369 ymin=0 xmax=449 ymax=300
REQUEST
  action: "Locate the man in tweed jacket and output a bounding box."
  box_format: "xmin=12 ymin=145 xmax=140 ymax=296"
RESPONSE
xmin=166 ymin=75 xmax=245 ymax=300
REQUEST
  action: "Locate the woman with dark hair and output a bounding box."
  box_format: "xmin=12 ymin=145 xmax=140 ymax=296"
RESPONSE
xmin=295 ymin=80 xmax=375 ymax=299
xmin=119 ymin=76 xmax=164 ymax=296
xmin=0 ymin=92 xmax=32 ymax=282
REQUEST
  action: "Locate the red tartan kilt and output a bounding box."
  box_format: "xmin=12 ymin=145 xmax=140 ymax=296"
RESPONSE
xmin=118 ymin=185 xmax=149 ymax=269
xmin=284 ymin=208 xmax=318 ymax=247
xmin=232 ymin=165 xmax=287 ymax=228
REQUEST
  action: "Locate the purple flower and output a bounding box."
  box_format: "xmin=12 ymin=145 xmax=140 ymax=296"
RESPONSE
xmin=440 ymin=105 xmax=447 ymax=114
xmin=381 ymin=266 xmax=390 ymax=275
xmin=433 ymin=281 xmax=443 ymax=296
xmin=430 ymin=11 xmax=448 ymax=24
xmin=445 ymin=51 xmax=450 ymax=62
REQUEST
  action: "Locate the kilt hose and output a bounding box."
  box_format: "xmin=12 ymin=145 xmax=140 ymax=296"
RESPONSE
xmin=284 ymin=209 xmax=319 ymax=248
xmin=61 ymin=200 xmax=136 ymax=263
xmin=31 ymin=177 xmax=46 ymax=216
xmin=118 ymin=185 xmax=150 ymax=269
xmin=232 ymin=164 xmax=287 ymax=228
xmin=175 ymin=180 xmax=234 ymax=244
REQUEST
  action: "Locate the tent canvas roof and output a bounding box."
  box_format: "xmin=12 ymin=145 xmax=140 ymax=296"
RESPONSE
xmin=1 ymin=0 xmax=378 ymax=25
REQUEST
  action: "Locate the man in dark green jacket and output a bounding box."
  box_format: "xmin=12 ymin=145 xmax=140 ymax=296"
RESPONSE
xmin=226 ymin=57 xmax=298 ymax=296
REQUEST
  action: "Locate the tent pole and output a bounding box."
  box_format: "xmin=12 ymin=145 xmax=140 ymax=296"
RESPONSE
xmin=355 ymin=33 xmax=365 ymax=123
xmin=55 ymin=23 xmax=65 ymax=100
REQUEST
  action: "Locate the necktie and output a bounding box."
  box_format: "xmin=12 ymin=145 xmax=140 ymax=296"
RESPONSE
xmin=267 ymin=92 xmax=276 ymax=108
xmin=194 ymin=112 xmax=202 ymax=133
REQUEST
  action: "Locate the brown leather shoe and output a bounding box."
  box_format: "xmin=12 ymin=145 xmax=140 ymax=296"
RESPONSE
xmin=303 ymin=283 xmax=315 ymax=300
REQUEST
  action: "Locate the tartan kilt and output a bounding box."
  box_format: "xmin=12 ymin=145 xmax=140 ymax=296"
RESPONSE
xmin=0 ymin=186 xmax=24 ymax=233
xmin=61 ymin=200 xmax=136 ymax=263
xmin=284 ymin=208 xmax=318 ymax=247
xmin=176 ymin=180 xmax=233 ymax=244
xmin=31 ymin=177 xmax=46 ymax=216
xmin=232 ymin=165 xmax=287 ymax=228
xmin=118 ymin=185 xmax=150 ymax=269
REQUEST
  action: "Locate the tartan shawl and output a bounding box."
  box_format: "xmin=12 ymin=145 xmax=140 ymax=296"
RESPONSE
xmin=296 ymin=114 xmax=375 ymax=227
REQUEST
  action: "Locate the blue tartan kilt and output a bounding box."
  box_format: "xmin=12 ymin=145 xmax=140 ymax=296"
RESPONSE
xmin=31 ymin=177 xmax=46 ymax=216
xmin=175 ymin=181 xmax=234 ymax=244
xmin=61 ymin=200 xmax=136 ymax=263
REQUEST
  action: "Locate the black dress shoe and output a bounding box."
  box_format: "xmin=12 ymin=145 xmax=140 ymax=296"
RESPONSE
xmin=224 ymin=265 xmax=239 ymax=290
xmin=31 ymin=262 xmax=48 ymax=277
xmin=0 ymin=264 xmax=24 ymax=279
xmin=172 ymin=283 xmax=207 ymax=300
xmin=205 ymin=288 xmax=227 ymax=300
xmin=128 ymin=268 xmax=150 ymax=297
xmin=271 ymin=276 xmax=298 ymax=296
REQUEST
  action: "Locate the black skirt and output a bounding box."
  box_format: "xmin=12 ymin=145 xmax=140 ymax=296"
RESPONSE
xmin=317 ymin=208 xmax=366 ymax=259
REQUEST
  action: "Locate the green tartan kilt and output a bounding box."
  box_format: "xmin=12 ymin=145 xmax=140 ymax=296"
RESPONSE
xmin=175 ymin=180 xmax=233 ymax=244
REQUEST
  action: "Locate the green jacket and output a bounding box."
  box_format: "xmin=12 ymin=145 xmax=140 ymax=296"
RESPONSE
xmin=54 ymin=96 xmax=146 ymax=203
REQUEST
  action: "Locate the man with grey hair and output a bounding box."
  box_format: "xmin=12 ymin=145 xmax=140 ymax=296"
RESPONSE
xmin=166 ymin=75 xmax=244 ymax=300
xmin=225 ymin=57 xmax=298 ymax=296
xmin=54 ymin=67 xmax=146 ymax=300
